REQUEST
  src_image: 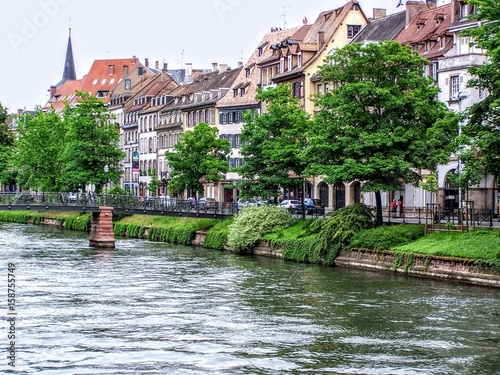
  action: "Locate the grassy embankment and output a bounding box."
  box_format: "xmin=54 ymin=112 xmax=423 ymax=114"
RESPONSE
xmin=1 ymin=209 xmax=499 ymax=272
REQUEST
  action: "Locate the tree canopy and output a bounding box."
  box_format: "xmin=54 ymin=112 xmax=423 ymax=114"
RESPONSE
xmin=7 ymin=93 xmax=124 ymax=193
xmin=460 ymin=0 xmax=500 ymax=185
xmin=307 ymin=41 xmax=457 ymax=224
xmin=165 ymin=122 xmax=230 ymax=197
xmin=61 ymin=92 xmax=124 ymax=193
xmin=236 ymin=84 xmax=311 ymax=202
xmin=13 ymin=109 xmax=67 ymax=191
xmin=0 ymin=102 xmax=16 ymax=188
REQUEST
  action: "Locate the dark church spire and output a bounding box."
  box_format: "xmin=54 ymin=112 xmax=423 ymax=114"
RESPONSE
xmin=58 ymin=27 xmax=77 ymax=86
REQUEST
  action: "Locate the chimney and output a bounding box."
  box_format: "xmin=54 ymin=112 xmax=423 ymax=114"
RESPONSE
xmin=145 ymin=58 xmax=149 ymax=68
xmin=318 ymin=31 xmax=325 ymax=49
xmin=161 ymin=65 xmax=169 ymax=82
xmin=49 ymin=85 xmax=57 ymax=100
xmin=373 ymin=8 xmax=387 ymax=20
xmin=155 ymin=60 xmax=159 ymax=70
xmin=132 ymin=55 xmax=138 ymax=64
xmin=426 ymin=0 xmax=437 ymax=10
xmin=219 ymin=64 xmax=228 ymax=72
xmin=163 ymin=62 xmax=168 ymax=70
xmin=406 ymin=1 xmax=429 ymax=26
xmin=123 ymin=64 xmax=129 ymax=76
xmin=451 ymin=0 xmax=460 ymax=23
xmin=186 ymin=63 xmax=193 ymax=79
xmin=212 ymin=62 xmax=218 ymax=72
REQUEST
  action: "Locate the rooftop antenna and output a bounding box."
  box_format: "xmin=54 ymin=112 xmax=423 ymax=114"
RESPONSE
xmin=281 ymin=5 xmax=290 ymax=30
xmin=238 ymin=50 xmax=246 ymax=64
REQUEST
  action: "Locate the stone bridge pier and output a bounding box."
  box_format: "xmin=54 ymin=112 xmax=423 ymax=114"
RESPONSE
xmin=89 ymin=207 xmax=115 ymax=248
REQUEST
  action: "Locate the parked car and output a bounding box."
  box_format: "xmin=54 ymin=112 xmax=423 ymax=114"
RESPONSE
xmin=179 ymin=197 xmax=197 ymax=210
xmin=160 ymin=196 xmax=175 ymax=209
xmin=293 ymin=198 xmax=325 ymax=215
xmin=237 ymin=198 xmax=259 ymax=209
xmin=139 ymin=197 xmax=156 ymax=209
xmin=279 ymin=199 xmax=300 ymax=211
xmin=67 ymin=193 xmax=78 ymax=203
xmin=198 ymin=197 xmax=219 ymax=210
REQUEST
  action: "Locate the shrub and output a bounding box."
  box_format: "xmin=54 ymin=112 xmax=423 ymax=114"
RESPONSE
xmin=64 ymin=213 xmax=91 ymax=232
xmin=227 ymin=206 xmax=294 ymax=253
xmin=278 ymin=236 xmax=324 ymax=263
xmin=205 ymin=219 xmax=233 ymax=249
xmin=309 ymin=203 xmax=375 ymax=263
xmin=349 ymin=224 xmax=425 ymax=251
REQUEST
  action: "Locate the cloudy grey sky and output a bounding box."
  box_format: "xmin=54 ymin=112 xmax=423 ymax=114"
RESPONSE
xmin=0 ymin=0 xmax=450 ymax=113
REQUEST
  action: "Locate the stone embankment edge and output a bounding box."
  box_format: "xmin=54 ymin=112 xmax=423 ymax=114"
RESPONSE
xmin=200 ymin=232 xmax=500 ymax=288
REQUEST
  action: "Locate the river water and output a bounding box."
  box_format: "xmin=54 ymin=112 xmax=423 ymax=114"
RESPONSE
xmin=0 ymin=222 xmax=499 ymax=375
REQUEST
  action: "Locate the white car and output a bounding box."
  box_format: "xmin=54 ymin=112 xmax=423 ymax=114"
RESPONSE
xmin=279 ymin=200 xmax=300 ymax=210
xmin=238 ymin=198 xmax=259 ymax=209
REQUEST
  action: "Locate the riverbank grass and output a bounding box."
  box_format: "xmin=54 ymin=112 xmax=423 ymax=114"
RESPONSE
xmin=114 ymin=214 xmax=219 ymax=245
xmin=393 ymin=230 xmax=500 ymax=271
xmin=0 ymin=210 xmax=91 ymax=231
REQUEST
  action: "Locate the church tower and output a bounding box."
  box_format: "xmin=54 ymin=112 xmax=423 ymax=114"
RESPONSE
xmin=58 ymin=27 xmax=77 ymax=87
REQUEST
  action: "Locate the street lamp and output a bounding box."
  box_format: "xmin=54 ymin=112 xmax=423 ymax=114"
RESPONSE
xmin=104 ymin=164 xmax=109 ymax=192
xmin=455 ymin=91 xmax=469 ymax=224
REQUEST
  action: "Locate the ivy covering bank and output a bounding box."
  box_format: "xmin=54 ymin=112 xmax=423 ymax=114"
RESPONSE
xmin=0 ymin=210 xmax=91 ymax=232
xmin=1 ymin=206 xmax=499 ymax=273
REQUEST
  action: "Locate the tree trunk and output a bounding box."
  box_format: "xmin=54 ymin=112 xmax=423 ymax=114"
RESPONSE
xmin=375 ymin=190 xmax=383 ymax=226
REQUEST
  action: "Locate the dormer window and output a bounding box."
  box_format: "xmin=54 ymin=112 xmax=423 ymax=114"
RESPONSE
xmin=297 ymin=52 xmax=302 ymax=68
xmin=233 ymin=89 xmax=238 ymax=98
xmin=245 ymin=68 xmax=250 ymax=77
xmin=280 ymin=57 xmax=285 ymax=73
xmin=461 ymin=3 xmax=468 ymax=18
xmin=287 ymin=55 xmax=292 ymax=71
xmin=347 ymin=25 xmax=361 ymax=39
xmin=258 ymin=47 xmax=263 ymax=57
xmin=240 ymin=87 xmax=246 ymax=96
xmin=416 ymin=18 xmax=426 ymax=30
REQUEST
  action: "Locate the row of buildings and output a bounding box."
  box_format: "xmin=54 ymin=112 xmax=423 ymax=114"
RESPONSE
xmin=40 ymin=0 xmax=498 ymax=214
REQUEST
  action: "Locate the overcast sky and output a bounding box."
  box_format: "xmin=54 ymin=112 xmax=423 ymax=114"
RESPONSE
xmin=0 ymin=0 xmax=451 ymax=113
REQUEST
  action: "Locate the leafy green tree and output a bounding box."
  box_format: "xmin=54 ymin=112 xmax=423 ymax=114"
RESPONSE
xmin=460 ymin=0 xmax=500 ymax=201
xmin=0 ymin=102 xmax=7 ymax=124
xmin=165 ymin=122 xmax=230 ymax=197
xmin=0 ymin=102 xmax=16 ymax=189
xmin=61 ymin=92 xmax=124 ymax=193
xmin=236 ymin=84 xmax=311 ymax=204
xmin=146 ymin=169 xmax=161 ymax=196
xmin=13 ymin=108 xmax=67 ymax=191
xmin=421 ymin=173 xmax=438 ymax=204
xmin=307 ymin=41 xmax=457 ymax=225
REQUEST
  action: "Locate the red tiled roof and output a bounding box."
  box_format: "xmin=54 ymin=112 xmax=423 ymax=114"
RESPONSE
xmin=395 ymin=4 xmax=452 ymax=59
xmin=43 ymin=78 xmax=84 ymax=113
xmin=79 ymin=57 xmax=142 ymax=103
xmin=217 ymin=27 xmax=301 ymax=108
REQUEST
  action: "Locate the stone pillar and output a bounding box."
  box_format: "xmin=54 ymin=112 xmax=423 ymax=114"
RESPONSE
xmin=89 ymin=207 xmax=115 ymax=248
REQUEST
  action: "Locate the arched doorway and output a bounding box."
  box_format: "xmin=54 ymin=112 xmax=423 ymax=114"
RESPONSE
xmin=352 ymin=182 xmax=361 ymax=204
xmin=335 ymin=183 xmax=346 ymax=209
xmin=444 ymin=169 xmax=458 ymax=210
xmin=319 ymin=182 xmax=329 ymax=208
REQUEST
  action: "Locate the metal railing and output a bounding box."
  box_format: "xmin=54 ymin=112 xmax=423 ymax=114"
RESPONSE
xmin=0 ymin=192 xmax=240 ymax=216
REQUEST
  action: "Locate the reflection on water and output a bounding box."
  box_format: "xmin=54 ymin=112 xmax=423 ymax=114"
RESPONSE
xmin=1 ymin=222 xmax=499 ymax=374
